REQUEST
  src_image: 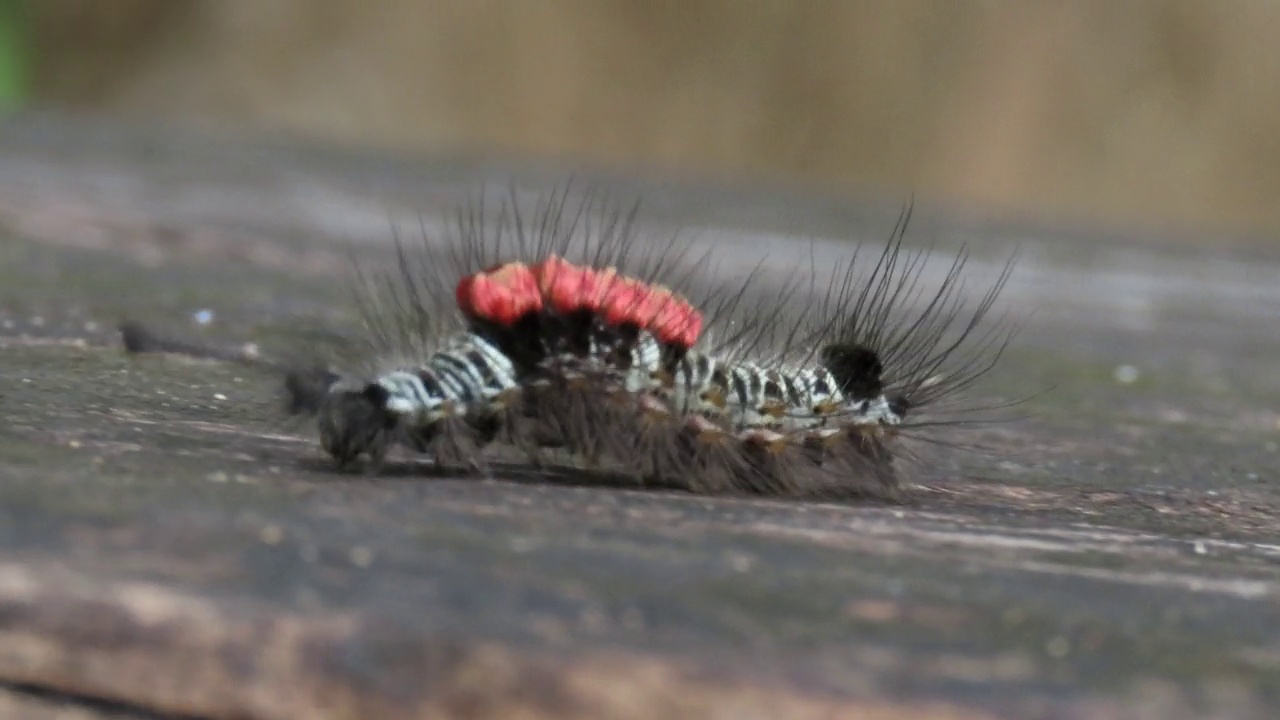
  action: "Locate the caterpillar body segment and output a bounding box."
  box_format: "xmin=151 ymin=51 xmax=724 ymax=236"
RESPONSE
xmin=317 ymin=331 xmax=520 ymax=471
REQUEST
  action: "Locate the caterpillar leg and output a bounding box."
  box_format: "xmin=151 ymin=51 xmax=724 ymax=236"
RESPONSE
xmin=318 ymin=382 xmax=397 ymax=472
xmin=402 ymin=414 xmax=492 ymax=475
xmin=317 ymin=379 xmax=495 ymax=475
xmin=793 ymin=425 xmax=901 ymax=499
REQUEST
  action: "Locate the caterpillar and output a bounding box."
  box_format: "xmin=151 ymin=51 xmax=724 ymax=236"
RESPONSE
xmin=300 ymin=185 xmax=1020 ymax=500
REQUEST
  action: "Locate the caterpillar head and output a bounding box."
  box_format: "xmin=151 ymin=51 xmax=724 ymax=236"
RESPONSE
xmin=318 ymin=381 xmax=398 ymax=470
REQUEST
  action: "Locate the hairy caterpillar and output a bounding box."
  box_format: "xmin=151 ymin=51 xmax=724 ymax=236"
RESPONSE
xmin=298 ymin=185 xmax=1019 ymax=500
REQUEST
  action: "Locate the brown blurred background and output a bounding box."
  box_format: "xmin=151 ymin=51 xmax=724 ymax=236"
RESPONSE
xmin=26 ymin=0 xmax=1280 ymax=235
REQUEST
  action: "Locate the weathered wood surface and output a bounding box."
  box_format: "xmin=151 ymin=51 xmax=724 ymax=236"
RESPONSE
xmin=0 ymin=115 xmax=1278 ymax=719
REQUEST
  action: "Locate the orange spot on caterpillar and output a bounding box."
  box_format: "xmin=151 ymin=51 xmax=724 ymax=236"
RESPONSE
xmin=629 ymin=283 xmax=703 ymax=349
xmin=484 ymin=254 xmax=706 ymax=348
xmin=531 ymin=255 xmax=593 ymax=314
xmin=456 ymin=261 xmax=543 ymax=325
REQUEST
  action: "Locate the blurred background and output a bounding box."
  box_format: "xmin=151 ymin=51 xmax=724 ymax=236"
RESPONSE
xmin=13 ymin=0 xmax=1280 ymax=237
